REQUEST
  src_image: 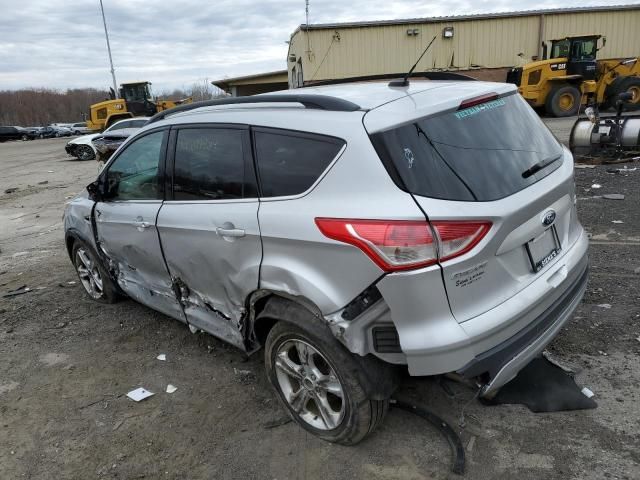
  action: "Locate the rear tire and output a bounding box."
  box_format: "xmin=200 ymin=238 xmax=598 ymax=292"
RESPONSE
xmin=265 ymin=320 xmax=389 ymax=445
xmin=71 ymin=240 xmax=119 ymax=304
xmin=546 ymin=85 xmax=581 ymax=117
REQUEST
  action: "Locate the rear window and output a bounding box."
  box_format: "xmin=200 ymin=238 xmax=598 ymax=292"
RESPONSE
xmin=254 ymin=129 xmax=344 ymax=197
xmin=370 ymin=93 xmax=563 ymax=201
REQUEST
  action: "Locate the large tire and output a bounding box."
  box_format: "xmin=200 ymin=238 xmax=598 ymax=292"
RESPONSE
xmin=265 ymin=320 xmax=389 ymax=445
xmin=546 ymin=85 xmax=581 ymax=117
xmin=71 ymin=240 xmax=119 ymax=304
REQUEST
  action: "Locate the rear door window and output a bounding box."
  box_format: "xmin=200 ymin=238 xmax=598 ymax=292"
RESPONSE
xmin=172 ymin=127 xmax=256 ymax=200
xmin=253 ymin=128 xmax=345 ymax=197
xmin=370 ymin=93 xmax=563 ymax=201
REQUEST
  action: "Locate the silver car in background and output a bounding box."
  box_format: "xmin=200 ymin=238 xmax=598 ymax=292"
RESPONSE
xmin=63 ymin=81 xmax=588 ymax=444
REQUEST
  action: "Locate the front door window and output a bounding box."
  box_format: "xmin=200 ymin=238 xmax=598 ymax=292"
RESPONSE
xmin=104 ymin=131 xmax=164 ymax=201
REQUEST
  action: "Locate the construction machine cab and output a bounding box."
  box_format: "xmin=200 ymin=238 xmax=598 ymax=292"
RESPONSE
xmin=119 ymin=82 xmax=158 ymax=117
xmin=549 ymin=35 xmax=602 ymax=80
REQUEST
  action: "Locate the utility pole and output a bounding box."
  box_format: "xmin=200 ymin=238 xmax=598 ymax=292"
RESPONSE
xmin=99 ymin=0 xmax=118 ymax=97
xmin=305 ymin=0 xmax=312 ymax=60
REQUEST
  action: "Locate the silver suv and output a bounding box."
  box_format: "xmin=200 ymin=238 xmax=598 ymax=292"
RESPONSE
xmin=63 ymin=81 xmax=588 ymax=444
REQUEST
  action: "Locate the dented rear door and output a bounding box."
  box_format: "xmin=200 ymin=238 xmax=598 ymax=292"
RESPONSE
xmin=156 ymin=125 xmax=261 ymax=349
xmin=94 ymin=128 xmax=186 ymax=322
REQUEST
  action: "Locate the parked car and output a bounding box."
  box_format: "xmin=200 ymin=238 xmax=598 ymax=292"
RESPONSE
xmin=65 ymin=117 xmax=149 ymax=160
xmin=92 ymin=131 xmax=132 ymax=163
xmin=0 ymin=126 xmax=31 ymax=142
xmin=24 ymin=127 xmax=43 ymax=139
xmin=63 ymin=82 xmax=588 ymax=444
xmin=35 ymin=126 xmax=62 ymax=139
xmin=70 ymin=122 xmax=91 ymax=135
xmin=51 ymin=125 xmax=73 ymax=137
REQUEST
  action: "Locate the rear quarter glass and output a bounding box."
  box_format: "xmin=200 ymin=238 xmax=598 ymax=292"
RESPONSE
xmin=370 ymin=93 xmax=564 ymax=202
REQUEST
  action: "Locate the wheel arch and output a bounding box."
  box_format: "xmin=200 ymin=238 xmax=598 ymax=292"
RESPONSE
xmin=247 ymin=290 xmax=325 ymax=349
xmin=252 ymin=290 xmax=400 ymax=400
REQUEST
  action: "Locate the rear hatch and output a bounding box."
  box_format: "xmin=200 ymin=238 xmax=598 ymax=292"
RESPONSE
xmin=366 ymin=86 xmax=581 ymax=323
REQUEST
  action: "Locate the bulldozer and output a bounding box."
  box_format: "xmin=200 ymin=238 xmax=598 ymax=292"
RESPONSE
xmin=506 ymin=35 xmax=640 ymax=117
xmin=86 ymin=81 xmax=192 ymax=131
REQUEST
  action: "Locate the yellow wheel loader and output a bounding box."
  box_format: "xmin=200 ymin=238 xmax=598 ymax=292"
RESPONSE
xmin=86 ymin=81 xmax=192 ymax=131
xmin=507 ymin=35 xmax=640 ymax=117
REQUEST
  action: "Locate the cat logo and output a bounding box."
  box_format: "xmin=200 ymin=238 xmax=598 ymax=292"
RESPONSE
xmin=550 ymin=63 xmax=567 ymax=71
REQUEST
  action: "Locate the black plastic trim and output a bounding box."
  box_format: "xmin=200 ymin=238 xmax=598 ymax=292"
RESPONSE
xmin=372 ymin=325 xmax=402 ymax=353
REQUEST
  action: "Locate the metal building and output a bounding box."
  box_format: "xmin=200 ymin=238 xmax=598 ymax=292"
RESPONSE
xmin=287 ymin=5 xmax=640 ymax=86
xmin=212 ymin=70 xmax=288 ymax=97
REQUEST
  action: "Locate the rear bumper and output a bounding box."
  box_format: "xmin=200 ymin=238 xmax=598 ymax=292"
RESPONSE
xmin=377 ymin=227 xmax=589 ymax=392
xmin=461 ymin=261 xmax=588 ymax=398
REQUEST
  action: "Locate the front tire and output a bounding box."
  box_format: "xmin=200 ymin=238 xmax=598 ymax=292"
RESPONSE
xmin=71 ymin=240 xmax=118 ymax=304
xmin=76 ymin=144 xmax=95 ymax=161
xmin=546 ymin=85 xmax=581 ymax=117
xmin=615 ymin=77 xmax=640 ymax=109
xmin=265 ymin=321 xmax=388 ymax=445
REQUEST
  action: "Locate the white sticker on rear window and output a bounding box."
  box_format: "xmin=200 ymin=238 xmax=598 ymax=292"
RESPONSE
xmin=454 ymin=98 xmax=506 ymax=120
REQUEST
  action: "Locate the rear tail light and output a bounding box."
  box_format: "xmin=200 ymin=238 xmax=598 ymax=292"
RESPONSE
xmin=315 ymin=218 xmax=491 ymax=272
xmin=432 ymin=221 xmax=491 ymax=262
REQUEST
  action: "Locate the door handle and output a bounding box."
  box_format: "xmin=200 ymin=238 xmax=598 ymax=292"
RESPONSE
xmin=133 ymin=216 xmax=151 ymax=230
xmin=216 ymin=227 xmax=245 ymax=238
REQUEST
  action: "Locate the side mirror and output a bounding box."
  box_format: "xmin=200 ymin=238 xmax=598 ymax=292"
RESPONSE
xmin=86 ymin=180 xmax=102 ymax=202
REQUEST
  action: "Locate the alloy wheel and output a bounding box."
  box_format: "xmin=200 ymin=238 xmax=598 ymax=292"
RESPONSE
xmin=77 ymin=145 xmax=94 ymax=160
xmin=75 ymin=247 xmax=104 ymax=299
xmin=274 ymin=339 xmax=345 ymax=430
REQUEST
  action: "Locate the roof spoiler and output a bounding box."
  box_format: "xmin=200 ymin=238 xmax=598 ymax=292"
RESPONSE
xmin=148 ymin=94 xmax=362 ymax=124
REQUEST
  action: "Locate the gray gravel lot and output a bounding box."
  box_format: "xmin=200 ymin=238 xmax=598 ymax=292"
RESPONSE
xmin=0 ymin=130 xmax=639 ymax=480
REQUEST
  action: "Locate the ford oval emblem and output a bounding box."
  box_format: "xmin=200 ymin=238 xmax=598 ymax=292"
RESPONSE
xmin=542 ymin=210 xmax=556 ymax=226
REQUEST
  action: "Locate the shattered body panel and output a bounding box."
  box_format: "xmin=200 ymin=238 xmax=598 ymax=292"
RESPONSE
xmin=94 ymin=200 xmax=186 ymax=322
xmin=92 ymin=135 xmax=129 ymax=163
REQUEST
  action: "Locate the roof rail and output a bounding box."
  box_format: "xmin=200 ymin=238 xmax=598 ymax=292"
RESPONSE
xmin=305 ymin=71 xmax=477 ymax=88
xmin=148 ymin=94 xmax=362 ymax=124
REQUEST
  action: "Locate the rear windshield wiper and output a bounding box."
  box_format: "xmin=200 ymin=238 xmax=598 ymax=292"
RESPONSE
xmin=521 ymin=153 xmax=562 ymax=179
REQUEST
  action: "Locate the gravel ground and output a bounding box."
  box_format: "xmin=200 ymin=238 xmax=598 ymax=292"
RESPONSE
xmin=1 ymin=131 xmax=639 ymax=480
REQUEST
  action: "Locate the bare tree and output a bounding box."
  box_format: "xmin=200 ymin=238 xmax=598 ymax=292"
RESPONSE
xmin=0 ymin=88 xmax=109 ymax=126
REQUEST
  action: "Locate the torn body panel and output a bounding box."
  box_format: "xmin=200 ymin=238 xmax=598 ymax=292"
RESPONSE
xmin=156 ymin=201 xmax=262 ymax=350
xmin=94 ymin=200 xmax=185 ymax=321
xmin=64 ymin=190 xmax=99 ymax=257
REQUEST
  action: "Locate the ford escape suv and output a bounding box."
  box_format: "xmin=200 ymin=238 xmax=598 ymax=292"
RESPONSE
xmin=63 ymin=80 xmax=589 ymax=445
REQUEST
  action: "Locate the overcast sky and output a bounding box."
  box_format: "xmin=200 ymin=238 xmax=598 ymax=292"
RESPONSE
xmin=0 ymin=0 xmax=634 ymax=92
